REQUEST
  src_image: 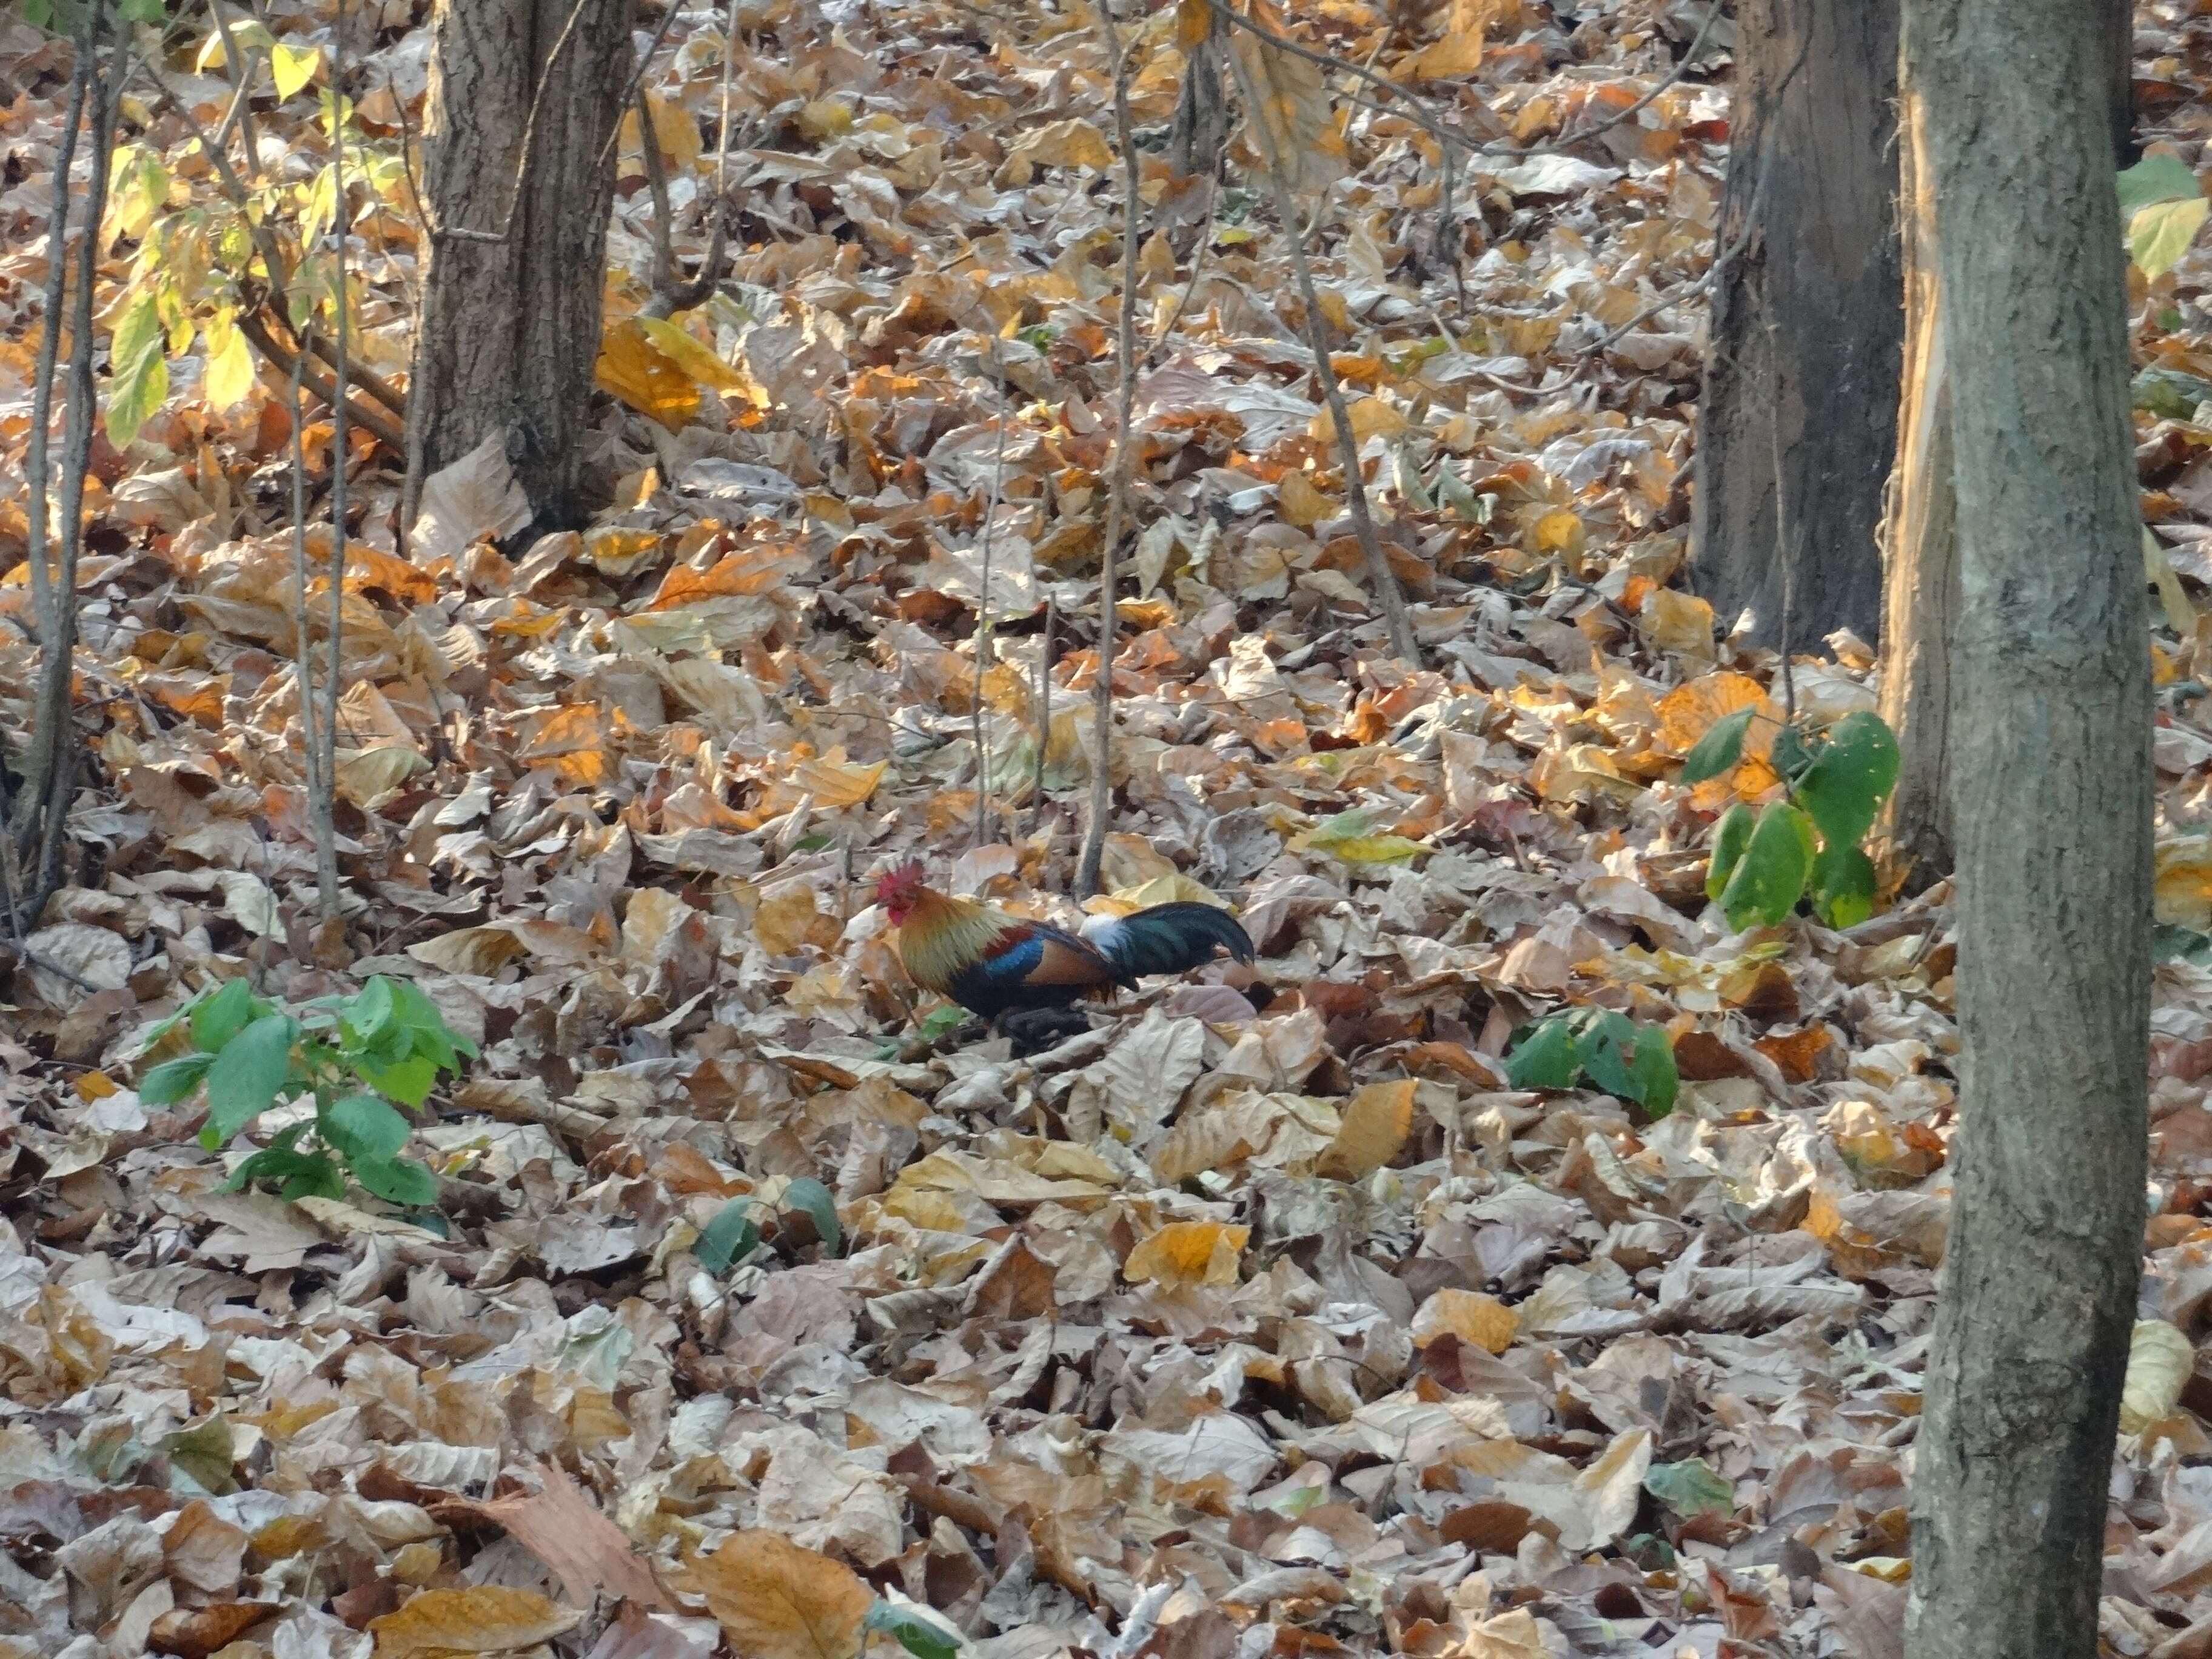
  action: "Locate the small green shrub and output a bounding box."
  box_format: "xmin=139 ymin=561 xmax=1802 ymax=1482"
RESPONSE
xmin=139 ymin=976 xmax=475 ymax=1207
xmin=1506 ymin=1006 xmax=1678 ymax=1118
xmin=1686 ymin=707 xmax=1900 ymax=930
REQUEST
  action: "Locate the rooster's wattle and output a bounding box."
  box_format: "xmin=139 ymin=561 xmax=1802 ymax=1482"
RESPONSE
xmin=877 ymin=863 xmax=1254 ymax=1022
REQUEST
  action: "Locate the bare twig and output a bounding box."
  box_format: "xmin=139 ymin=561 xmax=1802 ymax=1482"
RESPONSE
xmin=315 ymin=0 xmax=351 ymax=916
xmin=1224 ymin=41 xmax=1421 ymax=664
xmin=19 ymin=4 xmax=119 ymax=922
xmin=1075 ymin=0 xmax=1147 ymax=899
xmin=284 ymin=343 xmax=329 ymax=882
xmin=1031 ymin=592 xmax=1054 ymax=839
xmin=971 ymin=356 xmax=1011 ymax=851
xmin=595 ymin=0 xmax=686 ymax=178
xmin=635 ymin=81 xmax=728 ymax=320
xmin=207 ymin=1 xmax=259 ymax=163
xmin=235 ymin=310 xmax=406 ymax=451
xmin=12 ymin=10 xmax=92 ymax=867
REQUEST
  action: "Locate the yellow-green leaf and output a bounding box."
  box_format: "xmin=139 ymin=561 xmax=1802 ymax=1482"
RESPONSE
xmin=2132 ymin=195 xmax=2209 ymax=278
xmin=107 ymin=290 xmax=170 ymax=449
xmin=203 ymin=311 xmax=255 ymax=409
xmin=270 ymin=42 xmax=321 ymax=100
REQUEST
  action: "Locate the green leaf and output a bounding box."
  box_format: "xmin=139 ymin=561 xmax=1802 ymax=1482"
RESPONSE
xmin=1794 ymin=711 xmax=1900 ymax=851
xmin=2133 ymin=196 xmax=2211 ymax=278
xmin=696 ymin=1200 xmax=760 ymax=1274
xmin=355 ymin=1051 xmax=438 ymax=1108
xmin=348 ymin=976 xmax=398 ymax=1045
xmin=141 ymin=1053 xmax=213 ymax=1106
xmin=917 ymin=1004 xmax=969 ymax=1043
xmin=781 ymin=1176 xmax=843 ymax=1255
xmin=1811 ymin=842 xmax=1878 ymax=930
xmin=321 ymin=1093 xmax=412 ymax=1162
xmin=106 ymin=289 xmax=170 ymax=449
xmin=862 ymin=1601 xmax=962 ymax=1659
xmin=160 ymin=1416 xmax=237 ymax=1496
xmin=2155 ymin=923 xmax=2212 ymax=965
xmin=1770 ymin=720 xmax=1814 ymax=788
xmin=1706 ymin=803 xmax=1755 ymax=903
xmin=352 ymin=1155 xmax=440 ymax=1208
xmin=1718 ymin=803 xmax=1815 ymax=931
xmin=1644 ymin=1457 xmax=1734 ymax=1519
xmin=190 ymin=979 xmax=255 ymax=1052
xmin=281 ymin=1160 xmax=349 ymax=1202
xmin=1629 ymin=1025 xmax=1678 ymax=1118
xmin=201 ymin=1014 xmax=298 ymax=1145
xmin=1574 ymin=1010 xmax=1641 ymax=1099
xmin=2120 ymin=154 xmax=2202 ymax=218
xmin=1506 ymin=1017 xmax=1580 ymax=1090
xmin=1680 ymin=707 xmax=1753 ymax=785
xmin=270 ymin=41 xmax=321 ymax=99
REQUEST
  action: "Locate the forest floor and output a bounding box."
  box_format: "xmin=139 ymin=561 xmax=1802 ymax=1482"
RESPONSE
xmin=7 ymin=0 xmax=2212 ymax=1656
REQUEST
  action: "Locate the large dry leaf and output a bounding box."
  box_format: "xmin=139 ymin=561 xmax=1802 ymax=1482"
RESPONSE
xmin=408 ymin=430 xmax=534 ymax=563
xmin=1228 ymin=0 xmax=1346 ymax=193
xmin=462 ymin=1462 xmax=669 ymax=1610
xmin=368 ymin=1586 xmax=581 ymax=1658
xmin=692 ymin=1531 xmax=871 ymax=1659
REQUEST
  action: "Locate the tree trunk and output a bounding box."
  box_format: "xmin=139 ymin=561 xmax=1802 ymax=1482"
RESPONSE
xmin=1901 ymin=5 xmax=2148 ymax=1659
xmin=1878 ymin=0 xmax=2133 ymax=886
xmin=404 ymin=0 xmax=633 ymax=533
xmin=1690 ymin=0 xmax=1900 ymax=651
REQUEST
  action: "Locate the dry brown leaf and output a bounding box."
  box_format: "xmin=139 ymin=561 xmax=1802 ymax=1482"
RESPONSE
xmin=1124 ymin=1221 xmax=1249 ymax=1288
xmin=1314 ymin=1078 xmax=1415 ymax=1180
xmin=367 ymin=1586 xmax=581 ymax=1658
xmin=692 ymin=1531 xmax=872 ymax=1659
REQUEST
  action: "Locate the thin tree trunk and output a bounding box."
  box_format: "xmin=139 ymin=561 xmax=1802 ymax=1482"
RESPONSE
xmin=1879 ymin=0 xmax=2133 ymax=886
xmin=404 ymin=0 xmax=632 ymax=533
xmin=1876 ymin=89 xmax=1957 ymax=883
xmin=1901 ymin=2 xmax=2148 ymax=1657
xmin=1691 ymin=0 xmax=1900 ymax=651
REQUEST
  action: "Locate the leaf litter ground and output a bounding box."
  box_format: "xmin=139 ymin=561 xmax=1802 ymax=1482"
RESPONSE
xmin=8 ymin=0 xmax=2212 ymax=1656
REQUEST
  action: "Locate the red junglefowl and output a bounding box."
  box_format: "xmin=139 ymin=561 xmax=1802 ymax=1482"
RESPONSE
xmin=876 ymin=862 xmax=1253 ymax=1030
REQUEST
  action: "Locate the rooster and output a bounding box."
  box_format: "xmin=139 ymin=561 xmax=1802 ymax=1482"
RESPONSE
xmin=876 ymin=862 xmax=1254 ymax=1032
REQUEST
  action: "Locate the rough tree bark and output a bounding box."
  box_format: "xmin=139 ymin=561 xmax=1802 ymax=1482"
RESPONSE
xmin=1901 ymin=3 xmax=2149 ymax=1658
xmin=1690 ymin=0 xmax=1901 ymax=651
xmin=404 ymin=0 xmax=634 ymax=532
xmin=1879 ymin=0 xmax=2132 ymax=883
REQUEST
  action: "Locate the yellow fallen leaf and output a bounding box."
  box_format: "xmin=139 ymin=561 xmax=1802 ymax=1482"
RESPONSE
xmin=1411 ymin=1288 xmax=1518 ymax=1353
xmin=693 ymin=1531 xmax=871 ymax=1659
xmin=1125 ymin=1221 xmax=1248 ymax=1289
xmin=368 ymin=1586 xmax=580 ymax=1658
xmin=789 ymin=757 xmax=886 ymax=808
xmin=637 ymin=315 xmax=752 ymax=394
xmin=1638 ymin=587 xmax=1716 ymax=659
xmin=1278 ymin=469 xmax=1337 ymax=528
xmin=1315 ymin=1078 xmax=1415 ymax=1181
xmin=2156 ymin=838 xmax=2212 ymax=930
xmin=756 ymin=885 xmax=841 ymax=956
xmin=595 ymin=318 xmax=699 ymax=431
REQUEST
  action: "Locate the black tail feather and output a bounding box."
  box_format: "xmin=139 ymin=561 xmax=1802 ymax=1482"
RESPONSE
xmin=1098 ymin=902 xmax=1255 ymax=980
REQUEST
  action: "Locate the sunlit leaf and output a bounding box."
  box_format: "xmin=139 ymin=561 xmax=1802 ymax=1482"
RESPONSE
xmin=107 ymin=289 xmax=170 ymax=448
xmin=1718 ymin=802 xmax=1815 ymax=931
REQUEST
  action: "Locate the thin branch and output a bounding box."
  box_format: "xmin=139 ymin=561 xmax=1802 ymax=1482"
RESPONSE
xmin=22 ymin=4 xmax=119 ymax=920
xmin=236 ymin=310 xmax=406 ymax=451
xmin=285 ymin=341 xmax=329 ymax=880
xmin=207 ymin=1 xmax=259 ymax=163
xmin=317 ymin=0 xmax=351 ymax=917
xmin=971 ymin=360 xmax=1011 ymax=851
xmin=635 ymin=79 xmax=728 ymax=320
xmin=1225 ymin=42 xmax=1421 ymax=665
xmin=595 ymin=0 xmax=688 ymax=178
xmin=1075 ymin=0 xmax=1147 ymax=900
xmin=12 ymin=11 xmax=92 ymax=858
xmin=1031 ymin=592 xmax=1054 ymax=840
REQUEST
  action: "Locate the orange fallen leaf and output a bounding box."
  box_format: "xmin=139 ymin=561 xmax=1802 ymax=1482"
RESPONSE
xmin=367 ymin=1586 xmax=580 ymax=1658
xmin=1125 ymin=1221 xmax=1249 ymax=1289
xmin=692 ymin=1531 xmax=871 ymax=1659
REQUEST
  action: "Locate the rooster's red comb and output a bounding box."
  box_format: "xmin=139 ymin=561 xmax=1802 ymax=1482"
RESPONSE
xmin=877 ymin=861 xmax=925 ymax=903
